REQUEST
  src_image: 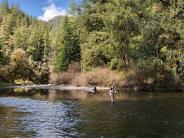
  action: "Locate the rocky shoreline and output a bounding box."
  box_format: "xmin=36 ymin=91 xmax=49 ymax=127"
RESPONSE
xmin=1 ymin=84 xmax=110 ymax=92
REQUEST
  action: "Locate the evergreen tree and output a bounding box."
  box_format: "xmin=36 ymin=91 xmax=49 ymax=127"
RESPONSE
xmin=55 ymin=16 xmax=80 ymax=71
xmin=0 ymin=14 xmax=14 ymax=56
xmin=28 ymin=25 xmax=45 ymax=62
xmin=13 ymin=25 xmax=30 ymax=51
xmin=0 ymin=42 xmax=4 ymax=64
xmin=0 ymin=0 xmax=9 ymax=21
xmin=0 ymin=0 xmax=183 ymax=84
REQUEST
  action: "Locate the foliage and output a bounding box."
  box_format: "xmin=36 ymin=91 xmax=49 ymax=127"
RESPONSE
xmin=0 ymin=1 xmax=51 ymax=83
xmin=54 ymin=16 xmax=80 ymax=72
xmin=8 ymin=49 xmax=31 ymax=81
xmin=73 ymin=0 xmax=184 ymax=88
xmin=0 ymin=0 xmax=183 ymax=89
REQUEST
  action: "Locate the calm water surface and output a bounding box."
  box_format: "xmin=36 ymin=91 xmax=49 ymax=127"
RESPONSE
xmin=0 ymin=89 xmax=184 ymax=138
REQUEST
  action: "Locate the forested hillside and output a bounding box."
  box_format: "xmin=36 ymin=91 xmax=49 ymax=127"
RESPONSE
xmin=0 ymin=0 xmax=183 ymax=90
xmin=0 ymin=0 xmax=50 ymax=83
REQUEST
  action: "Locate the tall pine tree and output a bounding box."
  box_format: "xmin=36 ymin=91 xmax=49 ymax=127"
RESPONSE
xmin=55 ymin=16 xmax=80 ymax=71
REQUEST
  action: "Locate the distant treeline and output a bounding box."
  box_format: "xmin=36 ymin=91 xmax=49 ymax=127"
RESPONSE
xmin=0 ymin=0 xmax=183 ymax=88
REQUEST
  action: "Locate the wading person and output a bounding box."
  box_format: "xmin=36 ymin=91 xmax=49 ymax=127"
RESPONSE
xmin=109 ymin=84 xmax=117 ymax=102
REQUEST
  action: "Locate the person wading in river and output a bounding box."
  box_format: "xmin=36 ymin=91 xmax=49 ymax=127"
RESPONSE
xmin=109 ymin=84 xmax=117 ymax=102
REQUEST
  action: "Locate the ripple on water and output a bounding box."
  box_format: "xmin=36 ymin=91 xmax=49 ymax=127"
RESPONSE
xmin=0 ymin=97 xmax=81 ymax=137
xmin=0 ymin=91 xmax=184 ymax=138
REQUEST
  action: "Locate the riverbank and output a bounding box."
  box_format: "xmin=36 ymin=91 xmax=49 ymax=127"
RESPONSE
xmin=49 ymin=68 xmax=184 ymax=92
xmin=0 ymin=83 xmax=183 ymax=92
xmin=0 ymin=68 xmax=183 ymax=92
xmin=4 ymin=84 xmax=109 ymax=91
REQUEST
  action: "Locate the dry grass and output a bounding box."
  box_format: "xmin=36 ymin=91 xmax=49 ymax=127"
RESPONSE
xmin=49 ymin=72 xmax=74 ymax=84
xmin=49 ymin=67 xmax=167 ymax=89
xmin=72 ymin=68 xmax=126 ymax=87
xmin=50 ymin=68 xmax=127 ymax=87
xmin=43 ymin=67 xmax=184 ymax=90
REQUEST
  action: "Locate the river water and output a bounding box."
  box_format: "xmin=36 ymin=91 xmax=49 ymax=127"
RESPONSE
xmin=0 ymin=89 xmax=183 ymax=138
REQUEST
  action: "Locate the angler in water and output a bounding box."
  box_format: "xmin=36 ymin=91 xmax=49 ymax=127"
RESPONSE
xmin=109 ymin=84 xmax=117 ymax=102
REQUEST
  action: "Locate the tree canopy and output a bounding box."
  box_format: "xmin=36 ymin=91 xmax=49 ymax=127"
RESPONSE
xmin=0 ymin=0 xmax=183 ymax=87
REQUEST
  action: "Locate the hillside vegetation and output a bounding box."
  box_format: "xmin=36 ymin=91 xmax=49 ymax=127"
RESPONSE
xmin=0 ymin=0 xmax=183 ymax=90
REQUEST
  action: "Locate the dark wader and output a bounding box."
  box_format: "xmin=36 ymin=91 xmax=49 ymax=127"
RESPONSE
xmin=110 ymin=85 xmax=117 ymax=102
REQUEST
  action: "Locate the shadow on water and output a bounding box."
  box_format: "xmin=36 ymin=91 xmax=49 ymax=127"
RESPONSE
xmin=78 ymin=98 xmax=184 ymax=138
xmin=0 ymin=88 xmax=184 ymax=137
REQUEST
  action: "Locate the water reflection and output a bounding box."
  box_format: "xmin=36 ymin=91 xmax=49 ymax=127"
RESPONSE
xmin=0 ymin=88 xmax=184 ymax=137
xmin=1 ymin=88 xmax=183 ymax=102
xmin=78 ymin=99 xmax=184 ymax=138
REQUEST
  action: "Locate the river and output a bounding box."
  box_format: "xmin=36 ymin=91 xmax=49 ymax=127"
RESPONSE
xmin=0 ymin=89 xmax=184 ymax=138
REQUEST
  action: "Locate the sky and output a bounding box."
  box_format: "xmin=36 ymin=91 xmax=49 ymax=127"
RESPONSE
xmin=0 ymin=0 xmax=80 ymax=21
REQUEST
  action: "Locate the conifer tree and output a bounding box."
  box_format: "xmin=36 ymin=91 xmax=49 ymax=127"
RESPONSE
xmin=0 ymin=14 xmax=14 ymax=56
xmin=55 ymin=16 xmax=80 ymax=71
xmin=0 ymin=0 xmax=9 ymax=20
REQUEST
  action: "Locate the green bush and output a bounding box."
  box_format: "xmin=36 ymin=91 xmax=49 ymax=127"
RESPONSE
xmin=109 ymin=58 xmax=124 ymax=70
